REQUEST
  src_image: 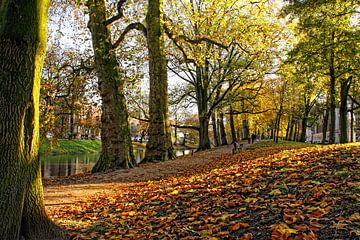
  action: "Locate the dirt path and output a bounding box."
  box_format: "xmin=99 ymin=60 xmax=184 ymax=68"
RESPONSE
xmin=44 ymin=144 xmax=243 ymax=212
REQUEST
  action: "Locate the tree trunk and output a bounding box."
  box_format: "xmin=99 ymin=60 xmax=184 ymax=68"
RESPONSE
xmin=87 ymin=0 xmax=135 ymax=172
xmin=339 ymin=77 xmax=352 ymax=143
xmin=198 ymin=116 xmax=211 ymax=150
xmin=195 ymin=65 xmax=211 ymax=150
xmin=229 ymin=107 xmax=237 ymax=143
xmin=293 ymin=121 xmax=298 ymax=142
xmin=350 ymin=101 xmax=354 ymax=142
xmin=285 ymin=118 xmax=291 ymax=141
xmin=0 ymin=1 xmax=66 ymax=239
xmin=322 ymin=108 xmax=329 ymax=143
xmin=289 ymin=120 xmax=294 ymax=141
xmin=242 ymin=119 xmax=249 ymax=140
xmin=219 ymin=112 xmax=228 ymax=145
xmin=300 ymin=107 xmax=311 ymax=143
xmin=144 ymin=0 xmax=175 ymax=161
xmin=275 ymin=111 xmax=282 ymax=143
xmin=211 ymin=113 xmax=220 ymax=146
xmin=329 ymin=34 xmax=336 ymax=144
xmin=300 ymin=116 xmax=308 ymax=142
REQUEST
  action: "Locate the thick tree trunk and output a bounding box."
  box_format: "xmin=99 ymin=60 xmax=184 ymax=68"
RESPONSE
xmin=0 ymin=1 xmax=66 ymax=239
xmin=211 ymin=113 xmax=220 ymax=146
xmin=87 ymin=0 xmax=135 ymax=171
xmin=339 ymin=77 xmax=352 ymax=143
xmin=198 ymin=116 xmax=211 ymax=150
xmin=195 ymin=65 xmax=211 ymax=150
xmin=219 ymin=112 xmax=228 ymax=145
xmin=144 ymin=0 xmax=175 ymax=161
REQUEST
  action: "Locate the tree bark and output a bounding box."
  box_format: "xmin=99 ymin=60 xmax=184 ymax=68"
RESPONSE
xmin=328 ymin=33 xmax=336 ymax=144
xmin=350 ymin=100 xmax=354 ymax=142
xmin=339 ymin=77 xmax=352 ymax=143
xmin=288 ymin=119 xmax=294 ymax=141
xmin=275 ymin=110 xmax=282 ymax=143
xmin=0 ymin=1 xmax=66 ymax=239
xmin=285 ymin=118 xmax=291 ymax=141
xmin=293 ymin=121 xmax=298 ymax=142
xmin=87 ymin=0 xmax=135 ymax=172
xmin=243 ymin=119 xmax=249 ymax=140
xmin=300 ymin=116 xmax=308 ymax=142
xmin=322 ymin=107 xmax=329 ymax=143
xmin=211 ymin=113 xmax=220 ymax=146
xmin=144 ymin=0 xmax=175 ymax=161
xmin=229 ymin=107 xmax=237 ymax=143
xmin=219 ymin=112 xmax=228 ymax=145
xmin=195 ymin=65 xmax=211 ymax=150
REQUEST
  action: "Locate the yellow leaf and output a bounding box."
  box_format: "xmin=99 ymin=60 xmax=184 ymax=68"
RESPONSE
xmin=169 ymin=190 xmax=179 ymax=195
xmin=349 ymin=212 xmax=360 ymax=222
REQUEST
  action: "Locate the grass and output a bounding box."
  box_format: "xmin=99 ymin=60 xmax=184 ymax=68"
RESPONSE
xmin=246 ymin=139 xmax=313 ymax=150
xmin=40 ymin=139 xmax=102 ymax=155
xmin=40 ymin=139 xmax=189 ymax=156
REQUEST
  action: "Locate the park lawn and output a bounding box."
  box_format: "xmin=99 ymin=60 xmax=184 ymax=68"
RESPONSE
xmin=40 ymin=140 xmax=147 ymax=155
xmin=40 ymin=139 xmax=102 ymax=155
xmin=48 ymin=141 xmax=359 ymax=239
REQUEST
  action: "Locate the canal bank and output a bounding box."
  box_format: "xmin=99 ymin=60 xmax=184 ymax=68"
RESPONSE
xmin=40 ymin=140 xmax=195 ymax=178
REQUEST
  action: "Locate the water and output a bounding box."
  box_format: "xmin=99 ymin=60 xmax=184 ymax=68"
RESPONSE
xmin=41 ymin=147 xmax=193 ymax=178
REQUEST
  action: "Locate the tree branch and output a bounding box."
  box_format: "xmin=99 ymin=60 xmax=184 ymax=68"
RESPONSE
xmin=103 ymin=0 xmax=126 ymax=26
xmin=112 ymin=22 xmax=147 ymax=49
xmin=130 ymin=115 xmax=200 ymax=131
xmin=225 ymin=109 xmax=274 ymax=115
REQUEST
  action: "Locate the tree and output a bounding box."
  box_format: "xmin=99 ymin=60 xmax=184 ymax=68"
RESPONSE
xmin=143 ymin=0 xmax=175 ymax=161
xmin=166 ymin=0 xmax=285 ymax=150
xmin=86 ymin=0 xmax=147 ymax=171
xmin=283 ymin=0 xmax=360 ymax=143
xmin=339 ymin=76 xmax=352 ymax=143
xmin=0 ymin=1 xmax=65 ymax=239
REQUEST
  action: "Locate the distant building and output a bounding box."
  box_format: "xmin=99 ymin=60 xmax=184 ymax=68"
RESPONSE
xmin=307 ymin=107 xmax=357 ymax=143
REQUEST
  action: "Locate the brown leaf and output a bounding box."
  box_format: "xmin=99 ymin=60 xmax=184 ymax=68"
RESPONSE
xmin=231 ymin=222 xmax=249 ymax=231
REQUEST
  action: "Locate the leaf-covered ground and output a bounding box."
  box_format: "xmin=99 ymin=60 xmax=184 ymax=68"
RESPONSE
xmin=47 ymin=141 xmax=360 ymax=239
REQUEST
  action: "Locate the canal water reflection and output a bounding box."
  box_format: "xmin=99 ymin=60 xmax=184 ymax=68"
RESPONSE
xmin=41 ymin=147 xmax=193 ymax=178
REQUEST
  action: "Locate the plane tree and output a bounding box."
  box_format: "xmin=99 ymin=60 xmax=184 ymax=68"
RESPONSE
xmin=0 ymin=1 xmax=66 ymax=238
xmin=165 ymin=0 xmax=286 ymax=150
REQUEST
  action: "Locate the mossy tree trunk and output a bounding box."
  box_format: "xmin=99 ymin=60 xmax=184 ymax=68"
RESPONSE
xmin=195 ymin=65 xmax=211 ymax=150
xmin=0 ymin=1 xmax=66 ymax=239
xmin=87 ymin=0 xmax=135 ymax=171
xmin=144 ymin=0 xmax=175 ymax=161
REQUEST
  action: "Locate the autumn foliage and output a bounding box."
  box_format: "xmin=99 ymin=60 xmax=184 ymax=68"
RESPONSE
xmin=48 ymin=142 xmax=359 ymax=239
